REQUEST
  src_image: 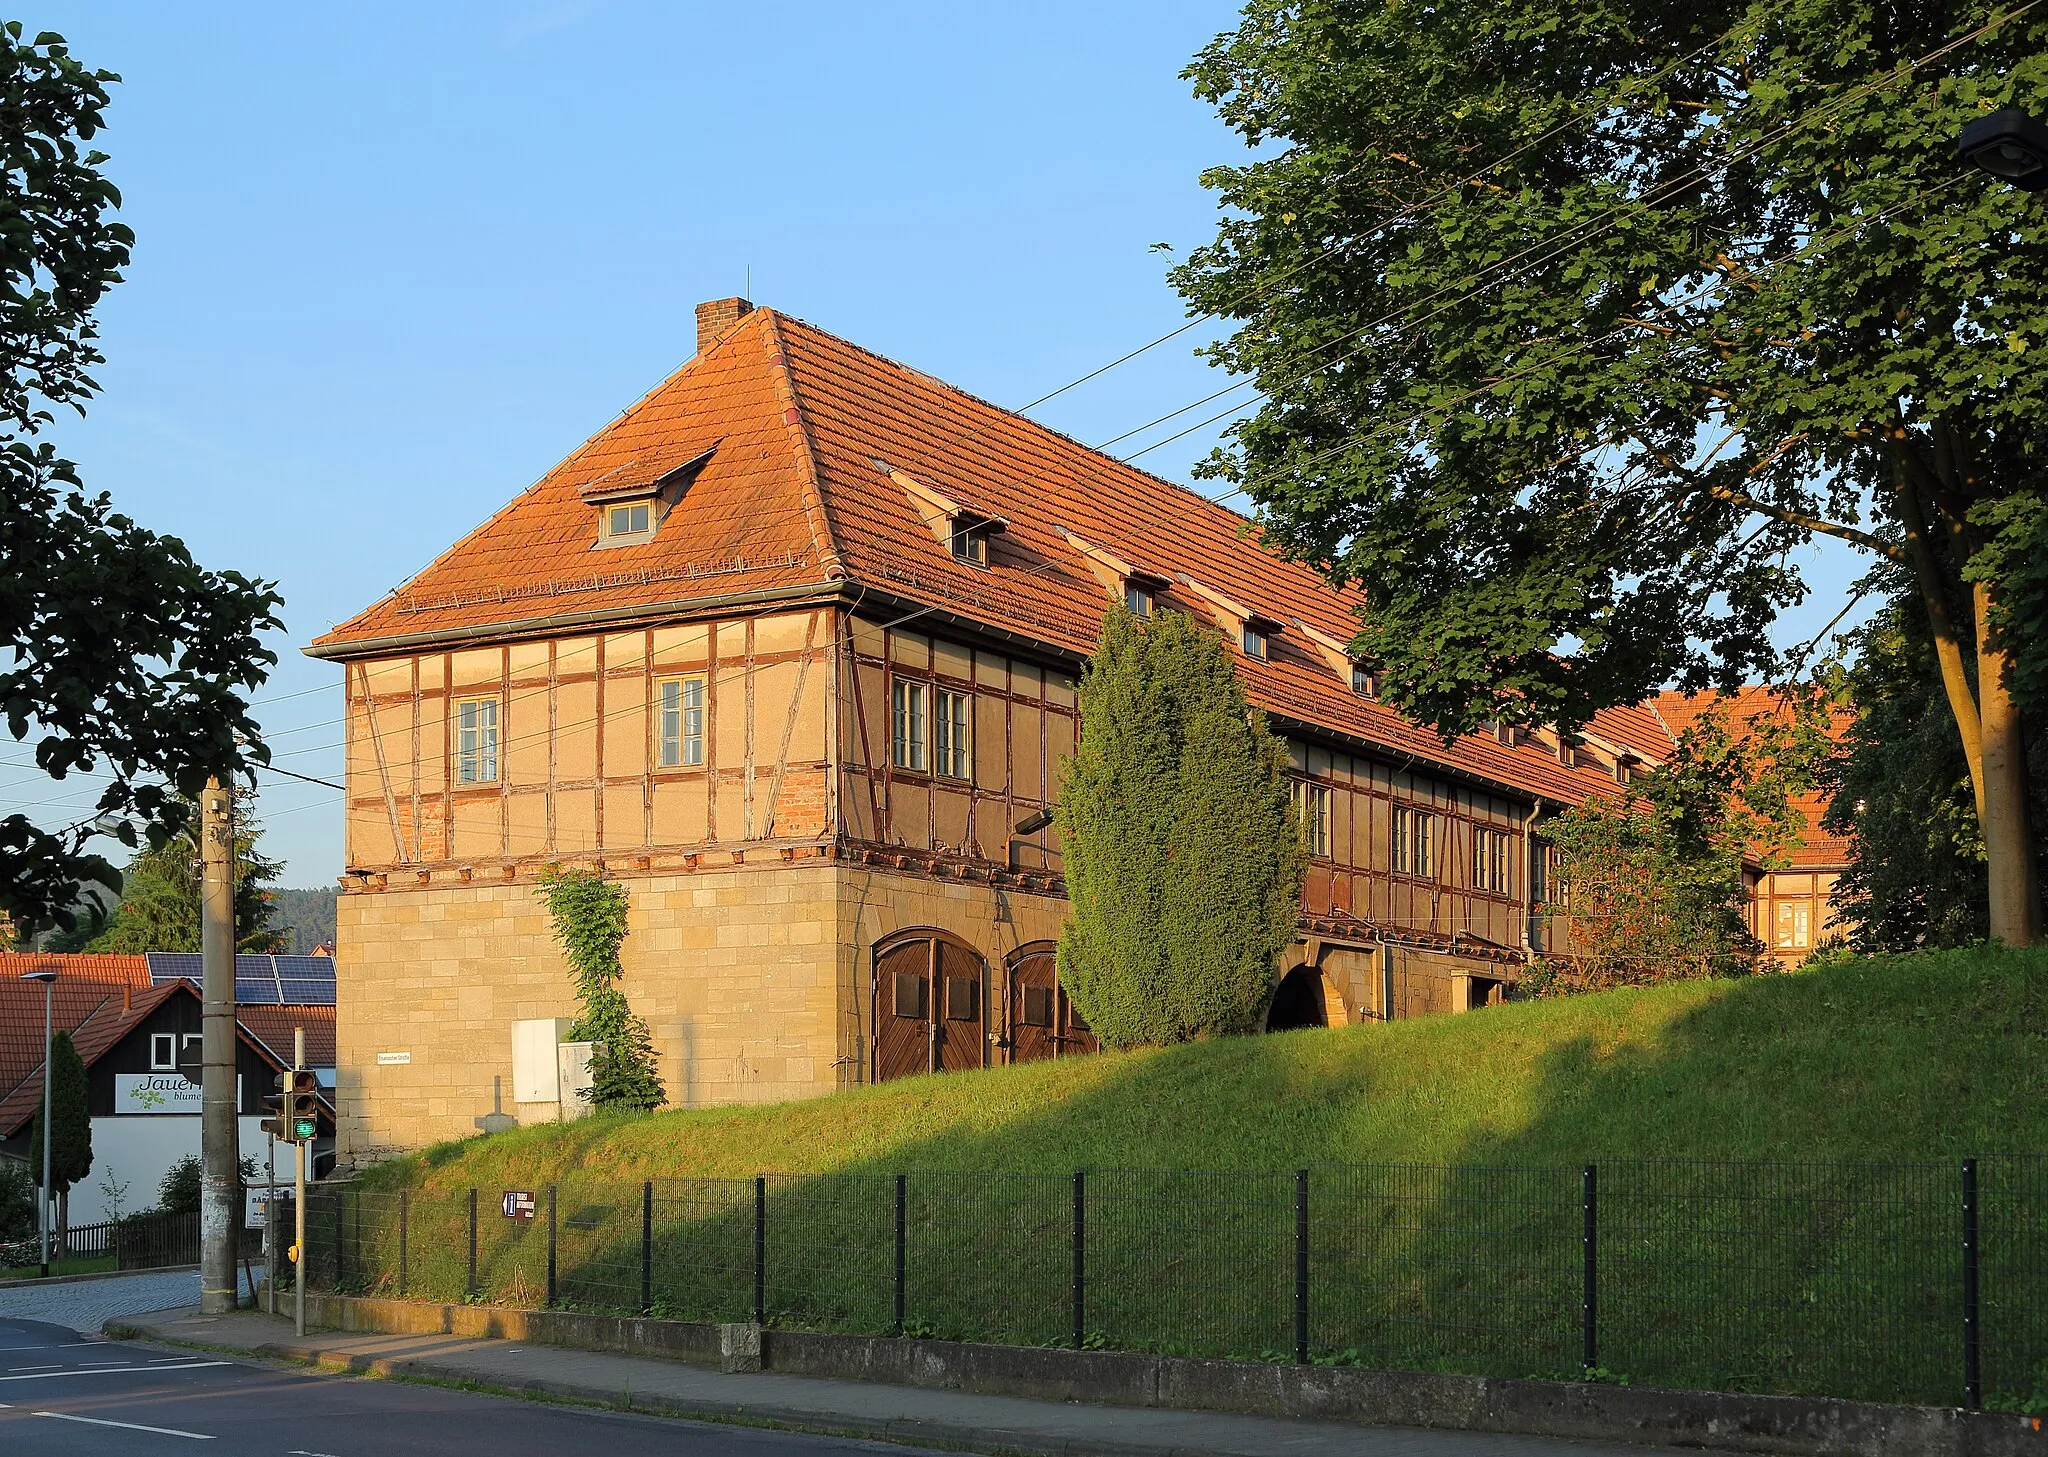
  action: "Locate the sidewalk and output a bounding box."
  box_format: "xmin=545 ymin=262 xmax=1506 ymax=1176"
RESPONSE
xmin=109 ymin=1306 xmax=1646 ymax=1457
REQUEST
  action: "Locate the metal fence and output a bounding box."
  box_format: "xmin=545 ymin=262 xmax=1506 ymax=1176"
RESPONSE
xmin=306 ymin=1156 xmax=2048 ymax=1409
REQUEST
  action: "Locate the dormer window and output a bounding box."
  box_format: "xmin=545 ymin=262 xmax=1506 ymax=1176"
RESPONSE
xmin=950 ymin=525 xmax=989 ymax=567
xmin=605 ymin=502 xmax=652 ymax=540
xmin=1125 ymin=581 xmax=1154 ymax=617
xmin=882 ymin=461 xmax=1006 ymax=571
xmin=582 ymin=444 xmax=713 ymax=550
xmin=1242 ymin=624 xmax=1268 ymax=659
xmin=1351 ymin=664 xmax=1374 ymax=696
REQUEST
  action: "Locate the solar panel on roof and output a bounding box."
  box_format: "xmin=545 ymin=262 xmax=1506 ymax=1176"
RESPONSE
xmin=144 ymin=951 xmax=333 ymax=998
xmin=146 ymin=952 xmax=204 ymax=982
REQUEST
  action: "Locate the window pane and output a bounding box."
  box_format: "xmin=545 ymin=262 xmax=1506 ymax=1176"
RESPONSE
xmin=933 ymin=690 xmax=971 ymax=778
xmin=456 ymin=698 xmax=498 ymax=783
xmin=893 ymin=680 xmax=928 ymax=771
xmin=659 ymin=679 xmax=681 ymax=767
xmin=1243 ymin=627 xmax=1265 ymax=658
xmin=682 ymin=677 xmax=704 ymax=766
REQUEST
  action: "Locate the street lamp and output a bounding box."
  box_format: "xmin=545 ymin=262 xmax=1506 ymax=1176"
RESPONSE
xmin=18 ymin=965 xmax=56 ymax=1279
xmin=1958 ymin=108 xmax=2048 ymax=191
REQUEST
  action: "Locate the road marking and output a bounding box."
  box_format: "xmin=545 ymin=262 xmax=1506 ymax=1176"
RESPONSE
xmin=5 ymin=1364 xmax=62 ymax=1371
xmin=34 ymin=1410 xmax=214 ymax=1439
xmin=0 ymin=1360 xmax=226 ymax=1381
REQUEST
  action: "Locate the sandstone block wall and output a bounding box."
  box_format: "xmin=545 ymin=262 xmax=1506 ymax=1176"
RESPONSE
xmin=335 ymin=865 xmax=843 ymax=1165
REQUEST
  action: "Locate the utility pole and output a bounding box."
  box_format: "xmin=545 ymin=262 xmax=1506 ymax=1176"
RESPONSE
xmin=295 ymin=1025 xmax=307 ymax=1339
xmin=265 ymin=1132 xmax=276 ymax=1317
xmin=199 ymin=779 xmax=239 ymax=1315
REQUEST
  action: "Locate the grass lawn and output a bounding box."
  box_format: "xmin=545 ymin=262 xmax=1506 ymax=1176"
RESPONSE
xmin=326 ymin=947 xmax=2048 ymax=1407
xmin=0 ymin=1255 xmax=114 ymax=1281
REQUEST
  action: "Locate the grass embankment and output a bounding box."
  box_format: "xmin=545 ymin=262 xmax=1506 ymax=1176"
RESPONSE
xmin=328 ymin=947 xmax=2047 ymax=1406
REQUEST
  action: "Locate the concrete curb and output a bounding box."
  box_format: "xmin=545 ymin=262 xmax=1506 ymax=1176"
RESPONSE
xmin=245 ymin=1340 xmax=1161 ymax=1457
xmin=0 ymin=1263 xmax=199 ymax=1290
xmin=227 ymin=1291 xmax=2048 ymax=1457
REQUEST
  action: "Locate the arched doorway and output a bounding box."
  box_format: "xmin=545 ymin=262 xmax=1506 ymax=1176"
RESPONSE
xmin=873 ymin=930 xmax=988 ymax=1082
xmin=1266 ymin=964 xmax=1330 ymax=1031
xmin=1005 ymin=943 xmax=1100 ymax=1063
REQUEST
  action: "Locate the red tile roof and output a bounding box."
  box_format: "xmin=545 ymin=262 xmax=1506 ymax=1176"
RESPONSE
xmin=238 ymin=1006 xmax=336 ymax=1071
xmin=305 ymin=306 xmax=1740 ymax=808
xmin=1650 ymin=689 xmax=1853 ymax=867
xmin=0 ymin=954 xmax=333 ymax=1137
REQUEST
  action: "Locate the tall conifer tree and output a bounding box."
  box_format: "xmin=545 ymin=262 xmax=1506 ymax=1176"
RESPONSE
xmin=1057 ymin=608 xmax=1305 ymax=1047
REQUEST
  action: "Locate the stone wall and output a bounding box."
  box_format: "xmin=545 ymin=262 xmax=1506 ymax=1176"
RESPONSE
xmin=335 ymin=863 xmax=845 ymax=1165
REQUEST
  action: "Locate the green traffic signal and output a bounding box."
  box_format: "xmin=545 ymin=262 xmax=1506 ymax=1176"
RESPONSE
xmin=287 ymin=1068 xmax=320 ymax=1143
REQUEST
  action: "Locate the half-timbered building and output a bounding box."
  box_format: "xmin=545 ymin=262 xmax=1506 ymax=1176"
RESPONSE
xmin=308 ymin=298 xmax=1754 ymax=1165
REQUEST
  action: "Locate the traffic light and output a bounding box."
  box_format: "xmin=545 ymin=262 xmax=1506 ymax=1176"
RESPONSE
xmin=259 ymin=1070 xmax=292 ymax=1141
xmin=288 ymin=1069 xmax=320 ymax=1142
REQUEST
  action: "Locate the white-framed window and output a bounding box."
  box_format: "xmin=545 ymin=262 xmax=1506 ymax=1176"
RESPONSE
xmin=1242 ymin=625 xmax=1268 ymax=659
xmin=657 ymin=674 xmax=706 ymax=768
xmin=1125 ymin=581 xmax=1153 ymax=617
xmin=1296 ymin=781 xmax=1332 ymax=858
xmin=455 ymin=697 xmax=500 ymax=784
xmin=150 ymin=1033 xmax=177 ymax=1071
xmin=934 ymin=688 xmax=971 ymax=779
xmin=596 ymin=499 xmax=657 ymax=546
xmin=1472 ymin=826 xmax=1509 ymax=893
xmin=950 ymin=525 xmax=988 ymax=566
xmin=1775 ymin=901 xmax=1813 ymax=949
xmin=891 ymin=679 xmax=928 ymax=772
xmin=1392 ymin=805 xmax=1436 ymax=878
xmin=1351 ymin=664 xmax=1374 ymax=696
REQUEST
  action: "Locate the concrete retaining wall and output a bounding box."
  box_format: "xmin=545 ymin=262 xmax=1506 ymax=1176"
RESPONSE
xmin=294 ymin=1291 xmax=2048 ymax=1457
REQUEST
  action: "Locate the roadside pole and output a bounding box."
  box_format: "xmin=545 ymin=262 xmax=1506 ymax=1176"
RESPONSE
xmin=295 ymin=1025 xmax=307 ymax=1338
xmin=265 ymin=1133 xmax=276 ymax=1316
xmin=199 ymin=779 xmax=239 ymax=1315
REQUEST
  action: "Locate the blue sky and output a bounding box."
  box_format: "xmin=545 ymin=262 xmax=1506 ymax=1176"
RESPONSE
xmin=16 ymin=1 xmax=1868 ymax=887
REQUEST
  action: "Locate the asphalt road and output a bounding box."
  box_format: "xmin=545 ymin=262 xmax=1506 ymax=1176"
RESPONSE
xmin=0 ymin=1316 xmax=945 ymax=1457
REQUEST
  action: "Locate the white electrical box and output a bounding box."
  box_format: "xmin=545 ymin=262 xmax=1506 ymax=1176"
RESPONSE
xmin=558 ymin=1041 xmax=596 ymax=1118
xmin=511 ymin=1018 xmax=573 ymax=1103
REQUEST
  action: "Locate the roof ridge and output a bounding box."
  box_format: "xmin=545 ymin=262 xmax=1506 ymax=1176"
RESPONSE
xmin=755 ymin=309 xmax=848 ymax=581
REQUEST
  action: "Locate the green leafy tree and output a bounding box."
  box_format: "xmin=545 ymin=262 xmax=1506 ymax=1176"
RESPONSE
xmin=86 ymin=788 xmax=286 ymax=953
xmin=1823 ymin=565 xmax=2048 ymax=948
xmin=0 ymin=26 xmax=281 ymax=937
xmin=26 ymin=1028 xmax=89 ymax=1243
xmin=1056 ymin=607 xmax=1306 ymax=1047
xmin=1536 ymin=692 xmax=1830 ymax=990
xmin=535 ymin=867 xmax=665 ymax=1111
xmin=0 ymin=1159 xmax=32 ymax=1243
xmin=156 ymin=1153 xmax=200 ymax=1215
xmin=154 ymin=1152 xmax=256 ymax=1219
xmin=1174 ymin=0 xmax=2048 ymax=943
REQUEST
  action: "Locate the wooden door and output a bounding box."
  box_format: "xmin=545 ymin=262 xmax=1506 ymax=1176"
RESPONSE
xmin=874 ymin=937 xmax=936 ymax=1081
xmin=936 ymin=939 xmax=986 ymax=1072
xmin=1008 ymin=950 xmax=1059 ymax=1063
xmin=1007 ymin=947 xmax=1099 ymax=1063
xmin=874 ymin=933 xmax=989 ymax=1081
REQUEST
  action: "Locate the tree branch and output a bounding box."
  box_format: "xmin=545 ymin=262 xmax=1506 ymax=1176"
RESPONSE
xmin=1706 ymin=486 xmax=1906 ymax=561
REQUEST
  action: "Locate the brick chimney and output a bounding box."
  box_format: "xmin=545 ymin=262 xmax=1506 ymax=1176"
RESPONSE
xmin=695 ymin=297 xmax=753 ymax=357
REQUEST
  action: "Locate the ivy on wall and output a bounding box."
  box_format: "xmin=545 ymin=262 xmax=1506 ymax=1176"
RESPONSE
xmin=535 ymin=867 xmax=666 ymax=1112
